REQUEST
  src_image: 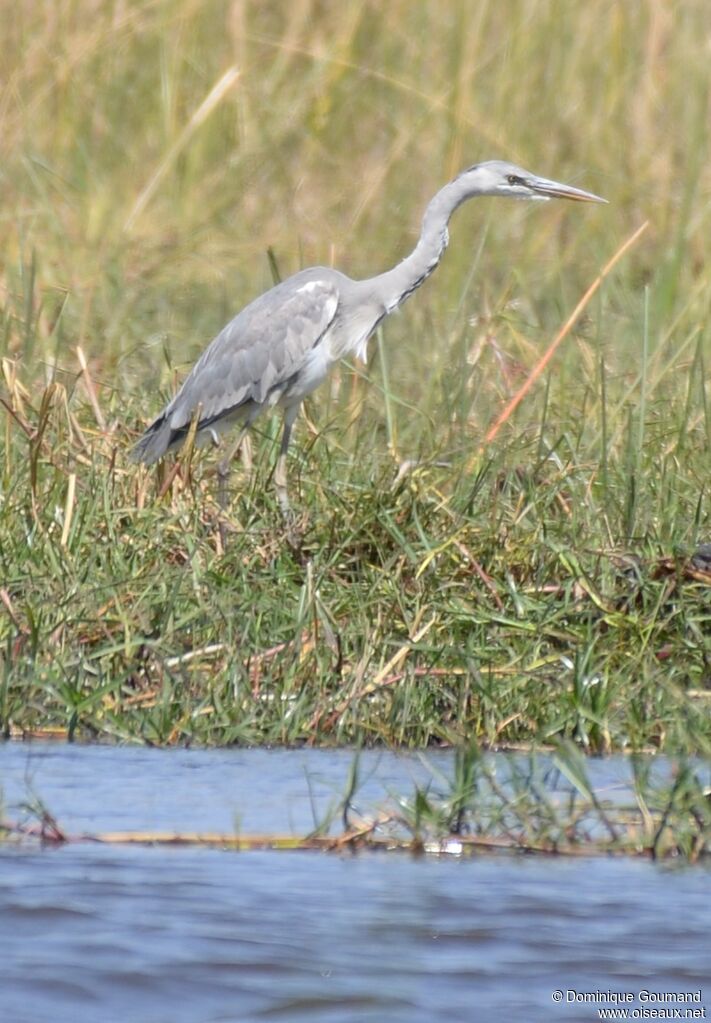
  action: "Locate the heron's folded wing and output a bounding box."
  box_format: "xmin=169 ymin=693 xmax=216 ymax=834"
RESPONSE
xmin=166 ymin=277 xmax=340 ymax=432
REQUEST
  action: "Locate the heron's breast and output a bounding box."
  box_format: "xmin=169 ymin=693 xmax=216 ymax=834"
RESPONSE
xmin=280 ymin=339 xmax=336 ymax=404
xmin=328 ymin=305 xmax=383 ymax=364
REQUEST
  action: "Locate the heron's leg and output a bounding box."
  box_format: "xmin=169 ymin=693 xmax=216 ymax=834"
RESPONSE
xmin=217 ymin=425 xmax=249 ymax=510
xmin=275 ymin=406 xmax=298 ymax=517
xmin=240 ymin=432 xmax=253 ymax=472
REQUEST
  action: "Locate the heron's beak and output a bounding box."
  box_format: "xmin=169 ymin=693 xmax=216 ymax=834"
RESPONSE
xmin=528 ymin=175 xmax=608 ymax=204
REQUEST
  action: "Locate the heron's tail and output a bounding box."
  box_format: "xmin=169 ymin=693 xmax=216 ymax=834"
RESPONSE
xmin=130 ymin=414 xmax=175 ymax=465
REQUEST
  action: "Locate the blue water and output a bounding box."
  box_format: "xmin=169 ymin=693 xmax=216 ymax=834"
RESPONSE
xmin=1 ymin=744 xmax=709 ymax=1023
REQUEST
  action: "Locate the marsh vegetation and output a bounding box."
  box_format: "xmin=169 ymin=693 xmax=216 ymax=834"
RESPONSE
xmin=0 ymin=1 xmax=709 ymax=752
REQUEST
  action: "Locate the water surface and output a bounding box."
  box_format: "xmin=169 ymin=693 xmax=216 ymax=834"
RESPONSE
xmin=1 ymin=743 xmax=708 ymax=1023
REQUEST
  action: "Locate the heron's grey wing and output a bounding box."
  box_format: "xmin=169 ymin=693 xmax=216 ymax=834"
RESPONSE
xmin=131 ymin=276 xmax=340 ymax=463
xmin=170 ymin=277 xmax=340 ymax=429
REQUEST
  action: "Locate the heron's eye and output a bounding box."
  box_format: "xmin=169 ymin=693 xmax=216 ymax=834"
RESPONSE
xmin=507 ymin=174 xmax=524 ymax=186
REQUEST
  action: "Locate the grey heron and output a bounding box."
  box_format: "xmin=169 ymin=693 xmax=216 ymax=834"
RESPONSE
xmin=131 ymin=160 xmax=606 ymax=512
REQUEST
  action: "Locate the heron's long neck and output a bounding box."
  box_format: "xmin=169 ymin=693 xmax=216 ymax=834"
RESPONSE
xmin=371 ymin=177 xmax=471 ymax=314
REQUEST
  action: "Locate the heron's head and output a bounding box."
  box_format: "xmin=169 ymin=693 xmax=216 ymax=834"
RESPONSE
xmin=457 ymin=160 xmax=607 ymax=204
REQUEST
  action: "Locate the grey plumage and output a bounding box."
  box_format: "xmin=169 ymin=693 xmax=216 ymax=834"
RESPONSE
xmin=132 ymin=271 xmax=341 ymax=464
xmin=131 ymin=160 xmax=606 ymax=510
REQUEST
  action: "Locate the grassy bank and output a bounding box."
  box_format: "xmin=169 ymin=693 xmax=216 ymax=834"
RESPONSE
xmin=1 ymin=1 xmax=709 ymax=750
xmin=1 ymin=350 xmax=708 ymax=750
